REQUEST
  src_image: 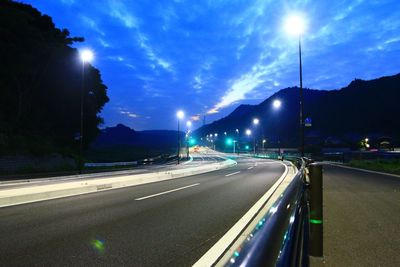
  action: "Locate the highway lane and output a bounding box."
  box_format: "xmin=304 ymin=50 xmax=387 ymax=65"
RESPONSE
xmin=0 ymin=156 xmax=286 ymax=266
xmin=311 ymin=164 xmax=400 ymax=267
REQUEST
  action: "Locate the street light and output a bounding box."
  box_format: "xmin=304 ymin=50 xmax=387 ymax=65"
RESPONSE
xmin=78 ymin=49 xmax=94 ymax=174
xmin=245 ymin=129 xmax=251 ymax=136
xmin=285 ymin=14 xmax=306 ymax=157
xmin=253 ymin=118 xmax=260 ymax=155
xmin=273 ymin=99 xmax=282 ymax=109
xmin=176 ymin=110 xmax=185 ymax=164
xmin=186 ymin=121 xmax=192 ymax=159
xmin=235 ymin=129 xmax=240 ymax=154
xmin=273 ymin=99 xmax=282 ymax=155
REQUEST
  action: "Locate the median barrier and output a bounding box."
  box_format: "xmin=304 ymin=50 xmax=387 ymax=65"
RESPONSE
xmin=0 ymin=159 xmax=237 ymax=208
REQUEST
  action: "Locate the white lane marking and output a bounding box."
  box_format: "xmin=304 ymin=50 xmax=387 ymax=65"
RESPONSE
xmin=183 ymin=155 xmax=194 ymax=165
xmin=135 ymin=183 xmax=200 ymax=201
xmin=247 ymin=166 xmax=254 ymax=170
xmin=194 ymin=160 xmax=290 ymax=267
xmin=225 ymin=171 xmax=241 ymax=177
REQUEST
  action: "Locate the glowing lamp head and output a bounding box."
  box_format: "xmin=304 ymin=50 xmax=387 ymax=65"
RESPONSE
xmin=80 ymin=49 xmax=94 ymax=63
xmin=177 ymin=110 xmax=184 ymax=119
xmin=186 ymin=121 xmax=192 ymax=127
xmin=273 ymin=99 xmax=282 ymax=109
xmin=253 ymin=118 xmax=259 ymax=125
xmin=284 ymin=15 xmax=306 ymax=36
xmin=246 ymin=129 xmax=252 ymax=136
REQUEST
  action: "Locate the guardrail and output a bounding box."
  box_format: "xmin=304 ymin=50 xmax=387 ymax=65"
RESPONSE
xmin=224 ymin=157 xmax=312 ymax=267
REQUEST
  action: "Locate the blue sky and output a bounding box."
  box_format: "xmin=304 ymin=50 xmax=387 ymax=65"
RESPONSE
xmin=21 ymin=0 xmax=400 ymax=130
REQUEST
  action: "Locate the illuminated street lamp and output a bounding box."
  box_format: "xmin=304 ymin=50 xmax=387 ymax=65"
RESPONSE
xmin=245 ymin=129 xmax=251 ymax=136
xmin=253 ymin=118 xmax=260 ymax=155
xmin=262 ymin=139 xmax=266 ymax=151
xmin=273 ymin=99 xmax=282 ymax=154
xmin=285 ymin=14 xmax=306 ymax=157
xmin=186 ymin=121 xmax=192 ymax=159
xmin=78 ymin=49 xmax=94 ymax=174
xmin=235 ymin=129 xmax=240 ymax=154
xmin=176 ymin=110 xmax=185 ymax=164
xmin=273 ymin=99 xmax=282 ymax=109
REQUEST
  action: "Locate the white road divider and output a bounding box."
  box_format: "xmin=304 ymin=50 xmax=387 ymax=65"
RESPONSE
xmin=0 ymin=159 xmax=237 ymax=208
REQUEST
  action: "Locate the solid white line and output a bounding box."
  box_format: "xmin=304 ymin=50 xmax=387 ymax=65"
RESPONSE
xmin=135 ymin=183 xmax=200 ymax=201
xmin=183 ymin=154 xmax=194 ymax=165
xmin=247 ymin=166 xmax=254 ymax=170
xmin=225 ymin=171 xmax=241 ymax=177
xmin=193 ymin=161 xmax=290 ymax=267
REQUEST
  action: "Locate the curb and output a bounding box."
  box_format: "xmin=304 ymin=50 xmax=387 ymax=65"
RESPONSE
xmin=0 ymin=159 xmax=237 ymax=208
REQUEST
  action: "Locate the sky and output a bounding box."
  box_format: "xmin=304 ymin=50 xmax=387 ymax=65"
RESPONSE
xmin=21 ymin=0 xmax=400 ymax=130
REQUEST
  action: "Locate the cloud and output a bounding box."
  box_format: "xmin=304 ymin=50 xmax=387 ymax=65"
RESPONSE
xmin=98 ymin=38 xmax=111 ymax=48
xmin=117 ymin=106 xmax=141 ymax=119
xmin=136 ymin=32 xmax=174 ymax=73
xmin=80 ymin=15 xmax=105 ymax=36
xmin=192 ymin=75 xmax=203 ymax=93
xmin=191 ymin=115 xmax=201 ymax=121
xmin=108 ymin=1 xmax=137 ymax=28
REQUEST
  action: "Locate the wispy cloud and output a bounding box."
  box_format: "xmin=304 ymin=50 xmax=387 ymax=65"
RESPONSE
xmin=136 ymin=33 xmax=174 ymax=74
xmin=80 ymin=15 xmax=105 ymax=36
xmin=108 ymin=1 xmax=137 ymax=28
xmin=119 ymin=109 xmax=140 ymax=118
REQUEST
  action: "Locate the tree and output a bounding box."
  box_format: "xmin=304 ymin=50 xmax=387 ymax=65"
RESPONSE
xmin=0 ymin=0 xmax=109 ymax=154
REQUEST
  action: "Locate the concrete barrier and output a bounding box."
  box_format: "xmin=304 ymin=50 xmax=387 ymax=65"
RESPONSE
xmin=0 ymin=159 xmax=237 ymax=208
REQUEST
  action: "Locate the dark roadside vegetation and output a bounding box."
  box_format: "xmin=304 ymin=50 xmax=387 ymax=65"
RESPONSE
xmin=349 ymin=159 xmax=400 ymax=175
xmin=0 ymin=1 xmax=177 ymax=177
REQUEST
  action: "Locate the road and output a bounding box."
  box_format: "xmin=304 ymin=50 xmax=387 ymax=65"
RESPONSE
xmin=0 ymin=155 xmax=285 ymax=266
xmin=311 ymin=164 xmax=400 ymax=267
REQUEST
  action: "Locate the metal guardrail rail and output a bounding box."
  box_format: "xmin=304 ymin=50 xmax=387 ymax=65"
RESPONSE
xmin=224 ymin=157 xmax=310 ymax=267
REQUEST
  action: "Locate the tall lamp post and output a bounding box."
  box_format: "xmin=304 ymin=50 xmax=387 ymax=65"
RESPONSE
xmin=253 ymin=118 xmax=259 ymax=155
xmin=186 ymin=121 xmax=192 ymax=160
xmin=79 ymin=49 xmax=94 ymax=174
xmin=285 ymin=14 xmax=306 ymax=157
xmin=273 ymin=99 xmax=282 ymax=155
xmin=235 ymin=129 xmax=240 ymax=154
xmin=245 ymin=129 xmax=252 ymax=154
xmin=176 ymin=110 xmax=184 ymax=164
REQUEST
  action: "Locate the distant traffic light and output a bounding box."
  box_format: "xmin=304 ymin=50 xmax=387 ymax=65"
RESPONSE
xmin=225 ymin=138 xmax=233 ymax=146
xmin=189 ymin=138 xmax=196 ymax=146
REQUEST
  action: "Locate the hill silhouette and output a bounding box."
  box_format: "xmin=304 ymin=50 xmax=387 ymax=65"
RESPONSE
xmin=194 ymin=73 xmax=400 ymax=149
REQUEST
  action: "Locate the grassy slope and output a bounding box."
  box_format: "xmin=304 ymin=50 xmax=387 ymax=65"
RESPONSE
xmin=349 ymin=159 xmax=400 ymax=175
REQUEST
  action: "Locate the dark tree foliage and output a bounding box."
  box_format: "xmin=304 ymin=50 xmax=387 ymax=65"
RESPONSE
xmin=0 ymin=0 xmax=109 ymax=154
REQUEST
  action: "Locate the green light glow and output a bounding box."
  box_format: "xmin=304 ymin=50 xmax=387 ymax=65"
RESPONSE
xmin=225 ymin=138 xmax=233 ymax=145
xmin=189 ymin=138 xmax=196 ymax=145
xmin=234 ymin=251 xmax=240 ymax=257
xmin=91 ymin=239 xmax=105 ymax=253
xmin=310 ymin=219 xmax=323 ymax=224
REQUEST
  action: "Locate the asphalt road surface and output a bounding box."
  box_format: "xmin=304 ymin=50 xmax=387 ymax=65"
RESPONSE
xmin=311 ymin=164 xmax=400 ymax=267
xmin=0 ymin=155 xmax=285 ymax=266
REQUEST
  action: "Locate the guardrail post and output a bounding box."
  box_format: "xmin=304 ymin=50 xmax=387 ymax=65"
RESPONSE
xmin=309 ymin=163 xmax=323 ymax=257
